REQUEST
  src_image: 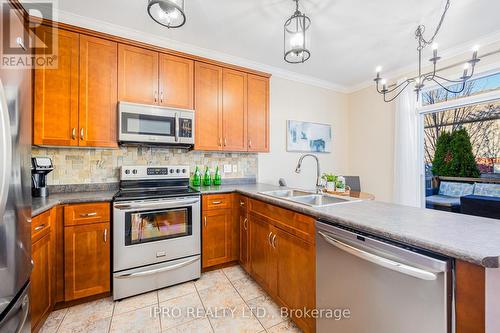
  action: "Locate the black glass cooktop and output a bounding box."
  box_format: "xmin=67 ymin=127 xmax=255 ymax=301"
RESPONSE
xmin=114 ymin=187 xmax=200 ymax=202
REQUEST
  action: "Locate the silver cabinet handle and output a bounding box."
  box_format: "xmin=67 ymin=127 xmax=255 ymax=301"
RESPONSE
xmin=248 ymin=139 xmax=252 ymax=149
xmin=103 ymin=229 xmax=108 ymax=243
xmin=16 ymin=37 xmax=26 ymax=51
xmin=219 ymin=138 xmax=222 ymax=147
xmin=160 ymin=91 xmax=164 ymax=103
xmin=224 ymin=137 xmax=227 ymax=147
xmin=154 ymin=91 xmax=158 ymax=103
xmin=272 ymin=234 xmax=277 ymax=249
xmin=268 ymin=232 xmax=273 ymax=246
xmin=80 ymin=128 xmax=84 ymax=140
xmin=80 ymin=212 xmax=97 ymax=217
xmin=243 ymin=218 xmax=248 ymax=231
xmin=204 ymin=216 xmax=207 ymax=227
xmin=211 ymin=201 xmax=222 ymax=205
xmin=318 ymin=231 xmax=438 ymax=281
xmin=34 ymin=224 xmax=46 ymax=232
xmin=240 ymin=200 xmax=245 ymax=207
xmin=115 ymin=256 xmax=200 ymax=279
xmin=71 ymin=128 xmax=76 ymax=140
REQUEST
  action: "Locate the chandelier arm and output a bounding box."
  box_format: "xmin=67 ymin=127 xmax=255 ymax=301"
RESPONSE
xmin=431 ymin=78 xmax=466 ymax=94
xmin=433 ymin=74 xmax=468 ymax=84
xmin=384 ymin=79 xmax=413 ymax=94
xmin=383 ymin=81 xmax=412 ymax=102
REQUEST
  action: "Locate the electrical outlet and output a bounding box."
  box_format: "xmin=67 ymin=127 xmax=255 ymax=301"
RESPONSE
xmin=232 ymin=165 xmax=238 ymax=173
xmin=223 ymin=164 xmax=232 ymax=173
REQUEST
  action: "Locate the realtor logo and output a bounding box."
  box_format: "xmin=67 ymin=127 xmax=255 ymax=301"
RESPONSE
xmin=1 ymin=0 xmax=59 ymax=68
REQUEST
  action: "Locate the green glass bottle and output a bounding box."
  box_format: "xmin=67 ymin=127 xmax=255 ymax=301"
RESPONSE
xmin=192 ymin=166 xmax=201 ymax=186
xmin=203 ymin=166 xmax=211 ymax=186
xmin=213 ymin=166 xmax=222 ymax=186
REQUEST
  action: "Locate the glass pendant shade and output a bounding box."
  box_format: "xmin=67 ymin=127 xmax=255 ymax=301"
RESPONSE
xmin=284 ymin=1 xmax=311 ymax=64
xmin=148 ymin=0 xmax=186 ymax=29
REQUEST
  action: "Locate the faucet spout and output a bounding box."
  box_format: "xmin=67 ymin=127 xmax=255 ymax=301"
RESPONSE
xmin=295 ymin=154 xmax=323 ymax=193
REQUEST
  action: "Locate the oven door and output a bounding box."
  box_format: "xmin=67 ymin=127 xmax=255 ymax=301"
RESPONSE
xmin=113 ymin=196 xmax=201 ymax=272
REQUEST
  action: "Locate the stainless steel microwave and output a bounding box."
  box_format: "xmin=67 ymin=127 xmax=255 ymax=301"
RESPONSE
xmin=118 ymin=102 xmax=194 ymax=148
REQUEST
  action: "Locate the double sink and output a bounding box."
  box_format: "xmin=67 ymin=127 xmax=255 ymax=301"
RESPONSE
xmin=259 ymin=189 xmax=361 ymax=208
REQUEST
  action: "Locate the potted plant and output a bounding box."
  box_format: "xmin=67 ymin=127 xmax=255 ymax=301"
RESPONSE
xmin=322 ymin=173 xmax=337 ymax=192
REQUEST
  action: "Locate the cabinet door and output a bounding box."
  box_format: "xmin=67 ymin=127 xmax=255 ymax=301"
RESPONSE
xmin=118 ymin=44 xmax=158 ymax=104
xmin=64 ymin=222 xmax=110 ymax=301
xmin=30 ymin=233 xmax=53 ymax=331
xmin=194 ymin=62 xmax=223 ymax=150
xmin=159 ymin=54 xmax=194 ymax=109
xmin=247 ymin=75 xmax=269 ymax=152
xmin=202 ymin=209 xmax=232 ymax=268
xmin=79 ymin=36 xmax=118 ymax=147
xmin=34 ymin=27 xmax=79 ymax=146
xmin=249 ymin=214 xmax=275 ymax=292
xmin=274 ymin=227 xmax=316 ymax=333
xmin=222 ymin=69 xmax=247 ymax=151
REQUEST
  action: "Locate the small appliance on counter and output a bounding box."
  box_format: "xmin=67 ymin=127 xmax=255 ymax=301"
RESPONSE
xmin=31 ymin=157 xmax=53 ymax=197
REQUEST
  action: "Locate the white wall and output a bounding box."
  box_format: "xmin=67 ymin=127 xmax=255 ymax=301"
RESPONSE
xmin=258 ymin=77 xmax=350 ymax=190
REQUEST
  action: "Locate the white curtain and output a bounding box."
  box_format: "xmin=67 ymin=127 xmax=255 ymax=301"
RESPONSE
xmin=393 ymin=78 xmax=421 ymax=207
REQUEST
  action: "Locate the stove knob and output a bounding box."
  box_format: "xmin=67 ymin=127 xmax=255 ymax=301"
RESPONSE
xmin=132 ymin=169 xmax=138 ymax=175
xmin=182 ymin=168 xmax=187 ymax=174
xmin=170 ymin=169 xmax=174 ymax=174
xmin=176 ymin=169 xmax=181 ymax=173
xmin=125 ymin=169 xmax=130 ymax=175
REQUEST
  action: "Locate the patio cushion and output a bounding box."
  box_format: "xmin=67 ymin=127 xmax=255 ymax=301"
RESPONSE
xmin=473 ymin=183 xmax=500 ymax=198
xmin=438 ymin=181 xmax=474 ymax=197
xmin=425 ymin=195 xmax=461 ymax=207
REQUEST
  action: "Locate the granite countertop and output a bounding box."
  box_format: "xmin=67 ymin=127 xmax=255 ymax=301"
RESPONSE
xmin=31 ymin=182 xmax=500 ymax=268
xmin=32 ymin=191 xmax=117 ymax=217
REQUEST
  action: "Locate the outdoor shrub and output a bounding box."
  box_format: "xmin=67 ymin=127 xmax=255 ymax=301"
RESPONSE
xmin=432 ymin=131 xmax=453 ymax=176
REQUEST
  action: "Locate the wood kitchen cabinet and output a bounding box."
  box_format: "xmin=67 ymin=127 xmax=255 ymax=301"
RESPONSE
xmin=30 ymin=210 xmax=55 ymax=332
xmin=79 ymin=35 xmax=118 ymax=147
xmin=64 ymin=203 xmax=111 ymax=301
xmin=222 ymin=69 xmax=247 ymax=151
xmin=247 ymin=74 xmax=269 ymax=152
xmin=34 ymin=27 xmax=79 ymax=146
xmin=118 ymin=44 xmax=194 ymax=109
xmin=237 ymin=196 xmax=250 ymax=272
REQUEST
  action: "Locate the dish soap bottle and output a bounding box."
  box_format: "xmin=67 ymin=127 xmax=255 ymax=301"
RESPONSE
xmin=203 ymin=166 xmax=211 ymax=186
xmin=192 ymin=166 xmax=201 ymax=186
xmin=213 ymin=166 xmax=222 ymax=186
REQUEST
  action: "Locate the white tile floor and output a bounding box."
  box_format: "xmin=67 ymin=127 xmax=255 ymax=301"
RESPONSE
xmin=40 ymin=265 xmax=303 ymax=333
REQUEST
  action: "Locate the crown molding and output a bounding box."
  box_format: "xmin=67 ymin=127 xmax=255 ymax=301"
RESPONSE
xmin=345 ymin=28 xmax=500 ymax=94
xmin=45 ymin=9 xmax=350 ymax=93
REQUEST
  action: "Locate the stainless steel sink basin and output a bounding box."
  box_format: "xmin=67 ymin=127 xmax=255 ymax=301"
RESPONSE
xmin=288 ymin=194 xmax=350 ymax=207
xmin=260 ymin=189 xmax=313 ymax=198
xmin=260 ymin=190 xmax=361 ymax=207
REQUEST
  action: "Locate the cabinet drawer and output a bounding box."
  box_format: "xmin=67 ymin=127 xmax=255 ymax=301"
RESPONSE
xmin=203 ymin=194 xmax=232 ymax=210
xmin=64 ymin=202 xmax=110 ymax=226
xmin=32 ymin=209 xmax=51 ymax=242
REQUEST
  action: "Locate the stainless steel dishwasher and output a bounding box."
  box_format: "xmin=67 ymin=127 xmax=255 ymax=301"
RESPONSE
xmin=316 ymin=221 xmax=453 ymax=333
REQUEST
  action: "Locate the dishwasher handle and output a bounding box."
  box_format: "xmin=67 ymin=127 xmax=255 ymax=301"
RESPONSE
xmin=318 ymin=231 xmax=438 ymax=281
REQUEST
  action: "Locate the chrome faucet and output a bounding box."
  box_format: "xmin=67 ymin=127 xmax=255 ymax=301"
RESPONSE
xmin=295 ymin=154 xmax=324 ymax=193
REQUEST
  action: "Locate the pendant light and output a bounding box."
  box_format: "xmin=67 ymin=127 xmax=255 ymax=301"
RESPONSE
xmin=147 ymin=0 xmax=186 ymax=29
xmin=284 ymin=0 xmax=311 ymax=64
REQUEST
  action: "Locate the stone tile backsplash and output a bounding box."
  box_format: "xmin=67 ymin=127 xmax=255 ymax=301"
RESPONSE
xmin=32 ymin=147 xmax=258 ymax=185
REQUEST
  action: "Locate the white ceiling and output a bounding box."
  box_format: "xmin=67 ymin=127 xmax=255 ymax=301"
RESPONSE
xmin=37 ymin=0 xmax=500 ymax=91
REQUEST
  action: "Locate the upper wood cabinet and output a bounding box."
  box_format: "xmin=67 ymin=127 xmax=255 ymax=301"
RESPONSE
xmin=118 ymin=45 xmax=194 ymax=109
xmin=118 ymin=44 xmax=158 ymax=105
xmin=79 ymin=36 xmax=118 ymax=148
xmin=222 ymin=69 xmax=247 ymax=151
xmin=194 ymin=61 xmax=269 ymax=152
xmin=195 ymin=62 xmax=223 ymax=150
xmin=247 ymin=74 xmax=269 ymax=152
xmin=34 ymin=28 xmax=118 ymax=148
xmin=34 ymin=27 xmax=79 ymax=146
xmin=159 ymin=53 xmax=194 ymax=109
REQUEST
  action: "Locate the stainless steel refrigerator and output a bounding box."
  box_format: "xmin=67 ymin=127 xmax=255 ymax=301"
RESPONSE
xmin=0 ymin=2 xmax=33 ymax=332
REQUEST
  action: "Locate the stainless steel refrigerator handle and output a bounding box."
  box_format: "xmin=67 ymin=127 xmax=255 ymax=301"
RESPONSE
xmin=114 ymin=198 xmax=200 ymax=210
xmin=318 ymin=231 xmax=438 ymax=281
xmin=0 ymin=79 xmax=12 ymax=221
xmin=115 ymin=256 xmax=200 ymax=279
xmin=14 ymin=295 xmax=29 ymax=333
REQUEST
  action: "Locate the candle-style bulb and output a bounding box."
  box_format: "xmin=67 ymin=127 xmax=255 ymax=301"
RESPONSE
xmin=432 ymin=43 xmax=439 ymax=50
xmin=375 ymin=66 xmax=382 ymax=74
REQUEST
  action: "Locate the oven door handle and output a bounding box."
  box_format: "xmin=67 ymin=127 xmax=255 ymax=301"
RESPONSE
xmin=115 ymin=256 xmax=200 ymax=279
xmin=114 ymin=198 xmax=200 ymax=210
xmin=175 ymin=112 xmax=179 ymax=142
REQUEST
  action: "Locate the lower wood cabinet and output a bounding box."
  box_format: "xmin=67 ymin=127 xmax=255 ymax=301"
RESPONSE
xmin=237 ymin=196 xmax=250 ymax=272
xmin=64 ymin=221 xmax=111 ymax=301
xmin=31 ymin=232 xmax=53 ymax=332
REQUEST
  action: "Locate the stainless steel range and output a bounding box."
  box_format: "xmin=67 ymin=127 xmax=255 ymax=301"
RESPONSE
xmin=112 ymin=165 xmax=201 ymax=300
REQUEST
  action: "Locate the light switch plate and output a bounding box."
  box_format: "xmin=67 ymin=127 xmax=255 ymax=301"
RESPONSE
xmin=232 ymin=165 xmax=238 ymax=173
xmin=223 ymin=164 xmax=232 ymax=173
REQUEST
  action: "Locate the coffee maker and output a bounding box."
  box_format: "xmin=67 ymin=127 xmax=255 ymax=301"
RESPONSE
xmin=31 ymin=157 xmax=54 ymax=197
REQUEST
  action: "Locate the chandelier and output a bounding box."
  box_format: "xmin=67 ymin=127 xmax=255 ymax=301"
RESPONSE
xmin=374 ymin=0 xmax=480 ymax=102
xmin=147 ymin=0 xmax=186 ymax=29
xmin=284 ymin=0 xmax=311 ymax=64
